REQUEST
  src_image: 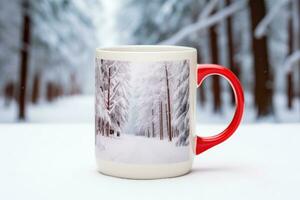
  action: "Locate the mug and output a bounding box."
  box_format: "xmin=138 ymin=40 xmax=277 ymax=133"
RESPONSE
xmin=95 ymin=45 xmax=244 ymax=179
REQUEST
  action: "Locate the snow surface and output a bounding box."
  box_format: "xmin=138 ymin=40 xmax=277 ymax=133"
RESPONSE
xmin=0 ymin=124 xmax=299 ymax=200
xmin=95 ymin=134 xmax=190 ymax=164
xmin=0 ymin=96 xmax=94 ymax=123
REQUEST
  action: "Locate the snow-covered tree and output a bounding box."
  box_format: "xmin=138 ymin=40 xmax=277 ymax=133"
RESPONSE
xmin=132 ymin=60 xmax=190 ymax=144
xmin=95 ymin=58 xmax=110 ymax=137
xmin=120 ymin=0 xmax=208 ymax=44
xmin=0 ymin=0 xmax=101 ymax=120
xmin=0 ymin=0 xmax=22 ymax=93
xmin=133 ymin=63 xmax=166 ymax=138
xmin=30 ymin=0 xmax=100 ymax=99
xmin=172 ymin=61 xmax=190 ymax=146
xmin=96 ymin=59 xmax=130 ymax=137
xmin=109 ymin=61 xmax=130 ymax=136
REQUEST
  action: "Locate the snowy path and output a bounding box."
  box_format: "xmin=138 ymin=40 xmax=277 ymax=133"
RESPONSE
xmin=96 ymin=134 xmax=190 ymax=164
xmin=0 ymin=124 xmax=299 ymax=200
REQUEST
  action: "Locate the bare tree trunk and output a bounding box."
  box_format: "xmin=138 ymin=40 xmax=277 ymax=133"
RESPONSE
xmin=46 ymin=82 xmax=54 ymax=102
xmin=152 ymin=109 xmax=155 ymax=137
xmin=46 ymin=82 xmax=62 ymax=102
xmin=107 ymin=68 xmax=111 ymax=110
xmin=287 ymin=2 xmax=294 ymax=109
xmin=165 ymin=65 xmax=172 ymax=142
xmin=225 ymin=0 xmax=240 ymax=105
xmin=31 ymin=73 xmax=40 ymax=104
xmin=107 ymin=67 xmax=111 ymax=136
xmin=298 ymin=0 xmax=300 ymax=118
xmin=159 ymin=101 xmax=163 ymax=140
xmin=57 ymin=84 xmax=63 ymax=97
xmin=70 ymin=73 xmax=80 ymax=95
xmin=209 ymin=23 xmax=222 ymax=112
xmin=165 ymin=103 xmax=169 ymax=140
xmin=53 ymin=84 xmax=58 ymax=99
xmin=199 ymin=84 xmax=206 ymax=106
xmin=96 ymin=118 xmax=100 ymax=136
xmin=18 ymin=0 xmax=31 ymax=120
xmin=249 ymin=0 xmax=273 ymax=117
xmin=4 ymin=82 xmax=15 ymax=106
xmin=95 ymin=117 xmax=97 ymax=145
xmin=172 ymin=127 xmax=176 ymax=138
xmin=106 ymin=122 xmax=109 ymax=137
xmin=286 ymin=73 xmax=294 ymax=109
xmin=96 ymin=117 xmax=99 ymax=135
xmin=102 ymin=119 xmax=105 ymax=136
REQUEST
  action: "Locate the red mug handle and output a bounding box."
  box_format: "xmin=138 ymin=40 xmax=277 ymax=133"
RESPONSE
xmin=195 ymin=64 xmax=244 ymax=155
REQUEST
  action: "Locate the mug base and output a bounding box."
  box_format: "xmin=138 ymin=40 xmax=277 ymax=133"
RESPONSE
xmin=96 ymin=158 xmax=193 ymax=179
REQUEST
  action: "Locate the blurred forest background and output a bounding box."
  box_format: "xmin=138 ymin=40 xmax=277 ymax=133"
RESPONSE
xmin=0 ymin=0 xmax=299 ymax=123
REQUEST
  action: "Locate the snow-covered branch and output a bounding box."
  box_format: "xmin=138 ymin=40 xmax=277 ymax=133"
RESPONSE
xmin=283 ymin=51 xmax=300 ymax=73
xmin=110 ymin=69 xmax=120 ymax=79
xmin=107 ymin=98 xmax=123 ymax=114
xmin=198 ymin=0 xmax=219 ymax=20
xmin=254 ymin=0 xmax=290 ymax=39
xmin=109 ymin=82 xmax=121 ymax=102
xmin=159 ymin=0 xmax=247 ymax=45
xmin=103 ymin=62 xmax=116 ymax=71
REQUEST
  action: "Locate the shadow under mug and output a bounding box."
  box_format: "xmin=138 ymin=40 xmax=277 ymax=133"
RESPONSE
xmin=95 ymin=45 xmax=244 ymax=179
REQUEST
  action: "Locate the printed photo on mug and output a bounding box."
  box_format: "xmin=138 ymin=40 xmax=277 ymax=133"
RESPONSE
xmin=95 ymin=59 xmax=191 ymax=164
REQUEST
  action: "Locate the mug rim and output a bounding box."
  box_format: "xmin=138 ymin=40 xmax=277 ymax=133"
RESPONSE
xmin=96 ymin=45 xmax=196 ymax=54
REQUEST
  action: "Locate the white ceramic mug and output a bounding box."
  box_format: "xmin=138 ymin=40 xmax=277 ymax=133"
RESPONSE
xmin=95 ymin=45 xmax=244 ymax=179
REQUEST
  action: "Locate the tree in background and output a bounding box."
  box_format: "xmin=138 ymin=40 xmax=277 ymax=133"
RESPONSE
xmin=285 ymin=0 xmax=300 ymax=110
xmin=30 ymin=0 xmax=100 ymax=102
xmin=0 ymin=0 xmax=101 ymax=120
xmin=123 ymin=0 xmax=205 ymax=44
xmin=0 ymin=0 xmax=22 ymax=108
xmin=253 ymin=0 xmax=300 ymax=117
xmin=97 ymin=60 xmax=130 ymax=137
xmin=225 ymin=0 xmax=240 ymax=105
xmin=209 ymin=8 xmax=222 ymax=112
xmin=287 ymin=1 xmax=294 ymax=109
xmin=18 ymin=0 xmax=31 ymax=120
xmin=249 ymin=0 xmax=274 ymax=117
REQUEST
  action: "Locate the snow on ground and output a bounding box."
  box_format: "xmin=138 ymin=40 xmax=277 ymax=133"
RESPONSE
xmin=95 ymin=134 xmax=190 ymax=164
xmin=0 ymin=124 xmax=300 ymax=200
xmin=0 ymin=95 xmax=94 ymax=123
xmin=0 ymin=93 xmax=299 ymax=123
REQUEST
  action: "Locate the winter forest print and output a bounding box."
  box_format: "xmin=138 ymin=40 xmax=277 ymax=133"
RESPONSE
xmin=95 ymin=59 xmax=190 ymax=164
